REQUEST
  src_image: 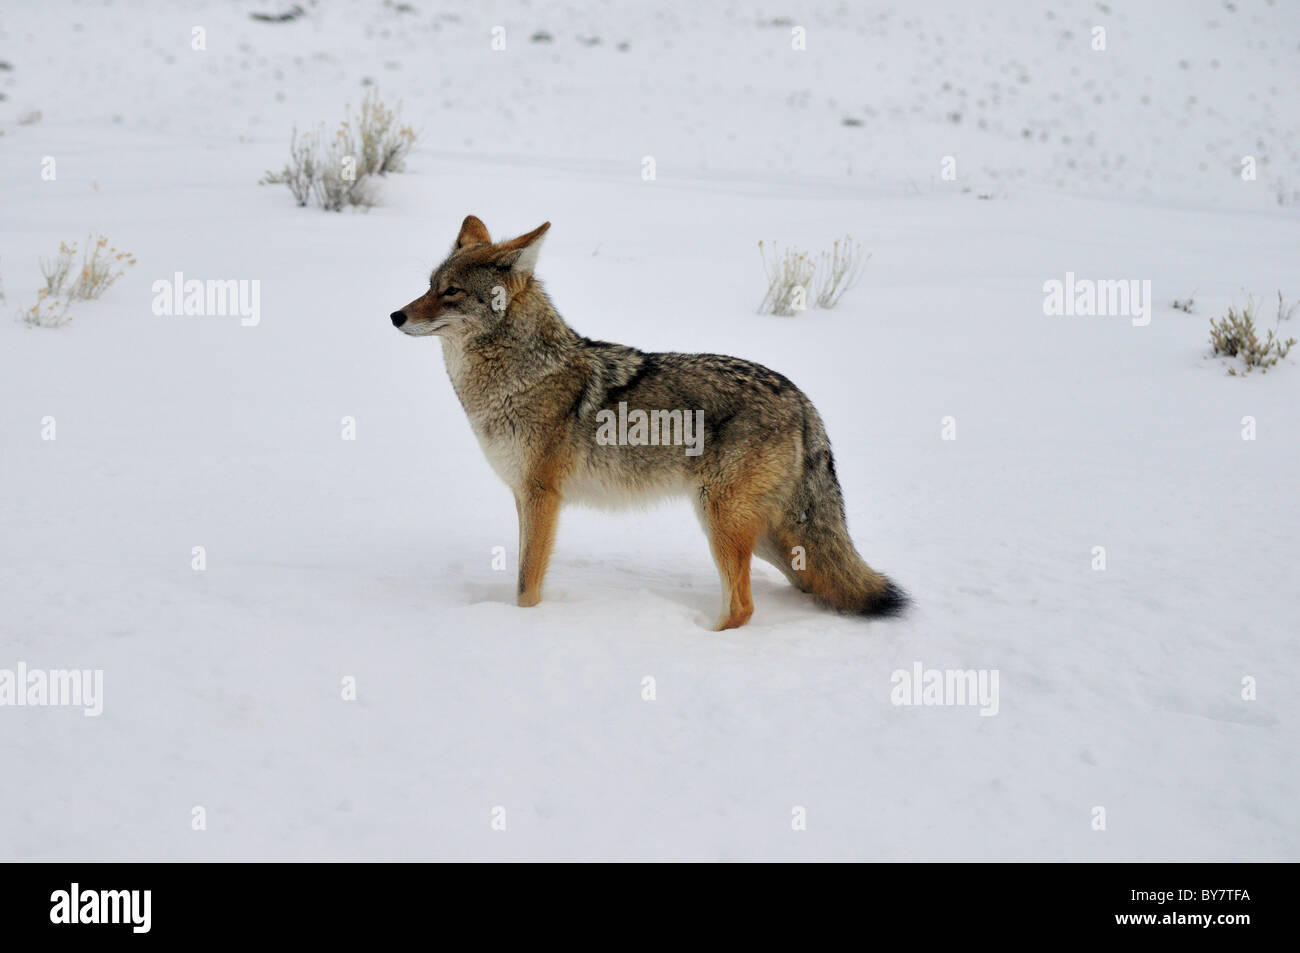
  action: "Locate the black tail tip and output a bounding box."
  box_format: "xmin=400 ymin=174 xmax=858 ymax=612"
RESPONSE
xmin=863 ymin=579 xmax=909 ymax=618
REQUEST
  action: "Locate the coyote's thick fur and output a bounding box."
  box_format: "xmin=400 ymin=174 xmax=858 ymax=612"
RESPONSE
xmin=391 ymin=216 xmax=906 ymax=630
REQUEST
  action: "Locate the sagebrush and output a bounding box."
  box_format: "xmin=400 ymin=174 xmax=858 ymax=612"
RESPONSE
xmin=19 ymin=236 xmax=137 ymax=328
xmin=757 ymin=242 xmax=816 ymax=316
xmin=814 ymin=236 xmax=870 ymax=309
xmin=260 ymin=90 xmax=416 ymax=212
xmin=758 ymin=236 xmax=869 ymax=315
xmin=1209 ymin=292 xmax=1296 ymax=375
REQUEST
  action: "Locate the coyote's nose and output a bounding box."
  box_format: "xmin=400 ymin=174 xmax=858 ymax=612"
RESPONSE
xmin=390 ymin=310 xmax=407 ymax=327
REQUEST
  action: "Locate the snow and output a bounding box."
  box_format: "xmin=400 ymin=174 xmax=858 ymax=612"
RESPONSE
xmin=0 ymin=0 xmax=1296 ymax=861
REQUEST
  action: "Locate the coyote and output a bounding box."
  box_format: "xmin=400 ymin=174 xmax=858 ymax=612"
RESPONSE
xmin=391 ymin=216 xmax=906 ymax=630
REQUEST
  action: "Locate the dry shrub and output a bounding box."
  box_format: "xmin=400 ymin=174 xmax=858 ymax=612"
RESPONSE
xmin=1209 ymin=292 xmax=1297 ymax=375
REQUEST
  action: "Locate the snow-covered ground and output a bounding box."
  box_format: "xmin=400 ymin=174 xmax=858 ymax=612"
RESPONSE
xmin=1 ymin=0 xmax=1297 ymax=861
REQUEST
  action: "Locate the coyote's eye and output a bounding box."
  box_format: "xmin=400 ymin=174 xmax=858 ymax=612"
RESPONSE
xmin=442 ymin=286 xmax=463 ymax=297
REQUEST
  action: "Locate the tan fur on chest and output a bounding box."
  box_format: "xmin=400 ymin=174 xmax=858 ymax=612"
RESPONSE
xmin=443 ymin=345 xmax=550 ymax=491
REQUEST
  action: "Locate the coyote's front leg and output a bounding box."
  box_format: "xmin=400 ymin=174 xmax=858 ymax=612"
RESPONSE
xmin=515 ymin=484 xmax=561 ymax=607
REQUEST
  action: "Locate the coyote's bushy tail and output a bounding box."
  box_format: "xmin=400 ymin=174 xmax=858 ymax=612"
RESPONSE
xmin=765 ymin=404 xmax=907 ymax=617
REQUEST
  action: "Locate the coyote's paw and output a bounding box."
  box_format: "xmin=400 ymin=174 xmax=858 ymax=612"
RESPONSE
xmin=712 ymin=607 xmax=754 ymax=631
xmin=517 ymin=592 xmax=542 ymax=608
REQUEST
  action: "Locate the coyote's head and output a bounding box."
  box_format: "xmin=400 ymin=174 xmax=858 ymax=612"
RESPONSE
xmin=390 ymin=215 xmax=550 ymax=338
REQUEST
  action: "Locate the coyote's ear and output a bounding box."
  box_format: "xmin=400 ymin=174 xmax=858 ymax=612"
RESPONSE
xmin=492 ymin=221 xmax=551 ymax=276
xmin=455 ymin=215 xmax=491 ymax=249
